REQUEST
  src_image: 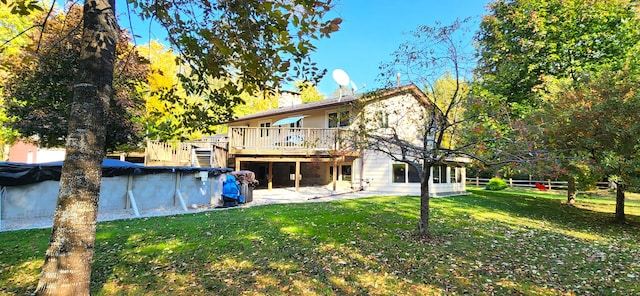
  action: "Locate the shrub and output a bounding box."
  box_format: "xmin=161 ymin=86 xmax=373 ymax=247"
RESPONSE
xmin=486 ymin=177 xmax=508 ymax=191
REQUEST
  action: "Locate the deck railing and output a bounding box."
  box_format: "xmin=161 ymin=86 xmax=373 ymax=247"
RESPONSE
xmin=145 ymin=140 xmax=228 ymax=167
xmin=228 ymin=127 xmax=353 ymax=154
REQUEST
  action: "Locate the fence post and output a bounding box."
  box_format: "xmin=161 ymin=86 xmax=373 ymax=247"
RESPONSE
xmin=509 ymin=178 xmax=513 ymax=187
xmin=476 ymin=176 xmax=479 ymax=187
xmin=548 ymin=179 xmax=552 ymax=190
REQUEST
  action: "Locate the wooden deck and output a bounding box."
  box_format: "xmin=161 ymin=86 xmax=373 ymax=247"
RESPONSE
xmin=228 ymin=127 xmax=356 ymax=156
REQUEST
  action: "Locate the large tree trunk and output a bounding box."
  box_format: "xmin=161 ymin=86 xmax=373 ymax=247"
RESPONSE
xmin=615 ymin=183 xmax=625 ymax=223
xmin=418 ymin=164 xmax=432 ymax=236
xmin=36 ymin=0 xmax=117 ymax=294
xmin=567 ymin=175 xmax=576 ymax=205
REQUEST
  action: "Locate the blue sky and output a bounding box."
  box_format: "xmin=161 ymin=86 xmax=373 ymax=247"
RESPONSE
xmin=305 ymin=1 xmax=491 ymax=95
xmin=118 ymin=0 xmax=492 ymax=96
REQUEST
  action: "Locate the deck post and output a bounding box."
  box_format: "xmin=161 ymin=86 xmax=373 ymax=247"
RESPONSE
xmin=295 ymin=161 xmax=300 ymax=192
xmin=332 ymin=159 xmax=337 ymax=191
xmin=144 ymin=139 xmax=149 ymax=166
xmin=268 ymin=162 xmax=273 ymax=191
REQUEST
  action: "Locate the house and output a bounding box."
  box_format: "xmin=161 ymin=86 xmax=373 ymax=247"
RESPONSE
xmin=7 ymin=141 xmax=66 ymax=163
xmin=227 ymin=84 xmax=468 ymax=196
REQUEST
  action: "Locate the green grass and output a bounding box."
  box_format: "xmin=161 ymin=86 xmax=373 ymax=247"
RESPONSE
xmin=1 ymin=189 xmax=639 ymax=295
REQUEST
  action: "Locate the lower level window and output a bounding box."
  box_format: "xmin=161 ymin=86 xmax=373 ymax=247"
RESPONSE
xmin=433 ymin=165 xmax=447 ymax=183
xmin=392 ymin=164 xmax=406 ymax=183
xmin=341 ymin=165 xmax=352 ymax=181
xmin=450 ymin=167 xmax=462 ymax=183
xmin=330 ymin=164 xmax=352 ymax=181
xmin=393 ymin=163 xmax=421 ymax=183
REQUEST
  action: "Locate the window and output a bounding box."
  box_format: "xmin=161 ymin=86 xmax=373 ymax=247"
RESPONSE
xmin=450 ymin=167 xmax=462 ymax=183
xmin=289 ymin=119 xmax=302 ymax=128
xmin=328 ymin=110 xmax=350 ymax=128
xmin=341 ymin=165 xmax=352 ymax=181
xmin=376 ymin=111 xmax=389 ymax=128
xmin=393 ymin=163 xmax=421 ymax=183
xmin=330 ymin=165 xmax=352 ymax=181
xmin=392 ymin=164 xmax=406 ymax=183
xmin=408 ymin=165 xmax=421 ymax=183
xmin=433 ymin=165 xmax=447 ymax=183
xmin=259 ymin=122 xmax=271 ymax=137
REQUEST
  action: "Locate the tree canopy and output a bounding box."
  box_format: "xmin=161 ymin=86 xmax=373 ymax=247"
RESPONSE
xmin=2 ymin=5 xmax=149 ymax=150
xmin=471 ymin=0 xmax=640 ymax=164
xmin=534 ymin=68 xmax=640 ymax=220
xmin=476 ymin=0 xmax=639 ymax=107
xmin=471 ymin=0 xmax=640 ymax=220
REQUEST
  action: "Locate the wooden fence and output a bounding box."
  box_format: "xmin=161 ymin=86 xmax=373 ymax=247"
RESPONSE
xmin=465 ymin=177 xmax=610 ymax=190
xmin=145 ymin=140 xmax=228 ymax=167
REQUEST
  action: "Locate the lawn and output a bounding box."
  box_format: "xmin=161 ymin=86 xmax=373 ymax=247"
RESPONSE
xmin=1 ymin=188 xmax=639 ymax=295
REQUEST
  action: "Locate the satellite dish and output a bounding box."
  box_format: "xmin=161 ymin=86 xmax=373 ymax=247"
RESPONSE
xmin=350 ymin=81 xmax=358 ymax=93
xmin=332 ymin=69 xmax=350 ymax=86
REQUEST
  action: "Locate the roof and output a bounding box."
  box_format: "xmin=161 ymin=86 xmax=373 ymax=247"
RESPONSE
xmin=230 ymin=93 xmax=362 ymax=123
xmin=229 ymin=84 xmax=432 ymax=123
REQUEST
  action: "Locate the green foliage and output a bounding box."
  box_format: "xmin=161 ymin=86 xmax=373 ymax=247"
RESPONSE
xmin=469 ymin=0 xmax=640 ymax=179
xmin=127 ymin=0 xmax=341 ymax=126
xmin=295 ymin=80 xmax=326 ymax=103
xmin=2 ymin=6 xmax=149 ymax=150
xmin=476 ymin=0 xmax=639 ymax=106
xmin=536 ymin=69 xmax=640 ymax=189
xmin=0 ymin=0 xmax=43 ymax=16
xmin=1 ymin=191 xmax=639 ymax=294
xmin=485 ymin=177 xmax=508 ymax=190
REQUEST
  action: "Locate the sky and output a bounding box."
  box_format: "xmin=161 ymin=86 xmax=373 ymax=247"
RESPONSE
xmin=303 ymin=0 xmax=492 ymax=96
xmin=118 ymin=0 xmax=492 ymax=97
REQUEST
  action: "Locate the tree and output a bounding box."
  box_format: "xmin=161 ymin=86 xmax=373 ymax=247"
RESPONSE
xmin=34 ymin=0 xmax=118 ymax=293
xmin=0 ymin=1 xmax=42 ymax=79
xmin=472 ymin=0 xmax=640 ymax=200
xmin=3 ymin=5 xmax=149 ymax=151
xmin=0 ymin=2 xmax=42 ymax=157
xmin=295 ymin=80 xmax=326 ymax=103
xmin=535 ymin=69 xmax=640 ymax=222
xmin=2 ymin=0 xmax=341 ymax=294
xmin=476 ymin=0 xmax=638 ymax=107
xmin=138 ymin=40 xmax=209 ymax=141
xmin=355 ymin=19 xmax=476 ymax=236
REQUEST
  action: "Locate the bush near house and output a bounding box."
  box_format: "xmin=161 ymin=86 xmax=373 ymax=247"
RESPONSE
xmin=486 ymin=177 xmax=509 ymax=190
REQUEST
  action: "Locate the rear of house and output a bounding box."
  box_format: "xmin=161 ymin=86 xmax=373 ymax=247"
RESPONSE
xmin=227 ymin=84 xmax=468 ymax=197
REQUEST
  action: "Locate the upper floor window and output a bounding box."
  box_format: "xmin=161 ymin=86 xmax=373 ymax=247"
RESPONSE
xmin=259 ymin=121 xmax=271 ymax=137
xmin=328 ymin=110 xmax=350 ymax=128
xmin=289 ymin=119 xmax=302 ymax=128
xmin=376 ymin=111 xmax=389 ymax=128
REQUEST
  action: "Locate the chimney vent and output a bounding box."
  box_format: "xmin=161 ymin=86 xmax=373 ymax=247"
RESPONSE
xmin=279 ymin=90 xmax=302 ymax=108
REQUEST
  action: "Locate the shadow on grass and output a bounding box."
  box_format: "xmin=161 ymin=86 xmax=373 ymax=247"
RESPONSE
xmin=2 ymin=192 xmax=639 ymax=295
xmin=466 ymin=188 xmax=640 ymax=228
xmin=0 ymin=228 xmax=49 ymax=294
